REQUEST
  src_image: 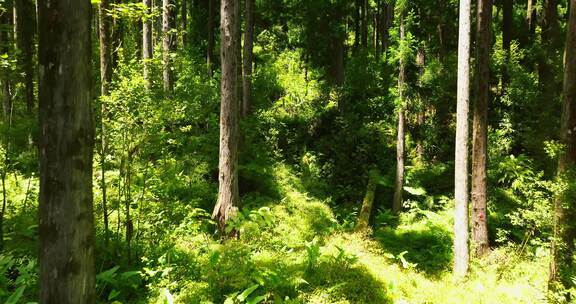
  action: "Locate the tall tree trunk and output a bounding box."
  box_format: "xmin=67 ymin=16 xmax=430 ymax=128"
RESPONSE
xmin=212 ymin=0 xmax=240 ymax=232
xmin=382 ymin=2 xmax=394 ymax=55
xmin=38 ymin=0 xmax=95 ymax=302
xmin=99 ymin=0 xmax=112 ymax=247
xmin=471 ymin=0 xmax=492 ymax=258
xmin=549 ymin=0 xmax=576 ymax=290
xmin=454 ymin=0 xmax=471 ymax=279
xmin=526 ymin=0 xmax=535 ymax=37
xmin=502 ymin=0 xmax=512 ymax=91
xmin=392 ymin=12 xmax=405 ymax=214
xmin=181 ymin=0 xmax=187 ymax=45
xmin=0 ymin=8 xmax=12 ymax=123
xmin=13 ymin=0 xmax=35 ymax=114
xmin=143 ymin=0 xmax=153 ymax=83
xmin=415 ymin=48 xmax=426 ymax=160
xmin=207 ymin=0 xmax=216 ymax=77
xmin=354 ymin=0 xmax=361 ymax=51
xmin=242 ymin=0 xmax=254 ymax=117
xmin=163 ymin=0 xmax=175 ymax=93
xmin=361 ymin=0 xmax=368 ymax=48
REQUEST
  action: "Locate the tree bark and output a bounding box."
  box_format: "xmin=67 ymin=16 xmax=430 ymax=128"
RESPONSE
xmin=143 ymin=0 xmax=153 ymax=84
xmin=471 ymin=0 xmax=492 ymax=258
xmin=549 ymin=0 xmax=576 ymax=290
xmin=38 ymin=1 xmax=95 ymax=302
xmin=392 ymin=12 xmax=405 ymax=215
xmin=242 ymin=0 xmax=254 ymax=117
xmin=181 ymin=0 xmax=187 ymax=45
xmin=207 ymin=0 xmax=216 ymax=77
xmin=99 ymin=0 xmax=112 ymax=247
xmin=454 ymin=0 xmax=471 ymax=279
xmin=212 ymin=0 xmax=240 ymax=232
xmin=526 ymin=0 xmax=536 ymax=37
xmin=502 ymin=0 xmax=512 ymax=90
xmin=13 ymin=0 xmax=35 ymax=114
xmin=0 ymin=8 xmax=12 ymax=123
xmin=361 ymin=0 xmax=368 ymax=48
xmin=163 ymin=0 xmax=175 ymax=93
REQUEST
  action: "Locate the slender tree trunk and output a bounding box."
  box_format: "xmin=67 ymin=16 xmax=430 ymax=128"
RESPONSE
xmin=212 ymin=0 xmax=240 ymax=232
xmin=207 ymin=0 xmax=216 ymax=77
xmin=549 ymin=0 xmax=576 ymax=290
xmin=382 ymin=2 xmax=394 ymax=55
xmin=99 ymin=0 xmax=112 ymax=246
xmin=502 ymin=0 xmax=512 ymax=91
xmin=471 ymin=0 xmax=492 ymax=258
xmin=0 ymin=172 xmax=6 ymax=250
xmin=143 ymin=0 xmax=153 ymax=84
xmin=361 ymin=0 xmax=368 ymax=48
xmin=0 ymin=8 xmax=12 ymax=122
xmin=13 ymin=0 xmax=35 ymax=114
xmin=163 ymin=0 xmax=175 ymax=93
xmin=454 ymin=0 xmax=471 ymax=279
xmin=242 ymin=0 xmax=254 ymax=117
xmin=38 ymin=1 xmax=95 ymax=302
xmin=354 ymin=0 xmax=361 ymax=51
xmin=392 ymin=12 xmax=405 ymax=215
xmin=415 ymin=48 xmax=426 ymax=160
xmin=181 ymin=0 xmax=187 ymax=45
xmin=526 ymin=0 xmax=535 ymax=37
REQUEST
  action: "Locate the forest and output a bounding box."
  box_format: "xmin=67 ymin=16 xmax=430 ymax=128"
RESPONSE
xmin=0 ymin=0 xmax=576 ymax=303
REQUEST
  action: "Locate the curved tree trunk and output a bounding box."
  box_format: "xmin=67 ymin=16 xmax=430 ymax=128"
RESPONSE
xmin=471 ymin=0 xmax=492 ymax=258
xmin=212 ymin=0 xmax=240 ymax=232
xmin=38 ymin=0 xmax=95 ymax=302
xmin=454 ymin=0 xmax=471 ymax=279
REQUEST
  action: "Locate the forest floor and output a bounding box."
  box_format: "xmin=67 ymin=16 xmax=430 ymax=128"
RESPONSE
xmin=150 ymin=164 xmax=550 ymax=304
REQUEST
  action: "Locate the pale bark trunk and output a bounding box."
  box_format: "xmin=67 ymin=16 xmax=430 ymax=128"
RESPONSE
xmin=454 ymin=0 xmax=471 ymax=279
xmin=502 ymin=0 xmax=512 ymax=91
xmin=212 ymin=0 xmax=240 ymax=232
xmin=471 ymin=0 xmax=492 ymax=258
xmin=143 ymin=0 xmax=153 ymax=83
xmin=549 ymin=0 xmax=576 ymax=289
xmin=392 ymin=12 xmax=405 ymax=214
xmin=38 ymin=0 xmax=95 ymax=302
xmin=99 ymin=0 xmax=112 ymax=246
xmin=242 ymin=0 xmax=254 ymax=117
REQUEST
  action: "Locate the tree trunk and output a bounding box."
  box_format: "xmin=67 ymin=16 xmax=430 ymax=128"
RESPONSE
xmin=502 ymin=0 xmax=512 ymax=90
xmin=549 ymin=0 xmax=576 ymax=290
xmin=392 ymin=12 xmax=405 ymax=215
xmin=181 ymin=0 xmax=187 ymax=45
xmin=143 ymin=0 xmax=153 ymax=83
xmin=163 ymin=0 xmax=175 ymax=93
xmin=356 ymin=170 xmax=379 ymax=231
xmin=0 ymin=172 xmax=6 ymax=251
xmin=382 ymin=2 xmax=394 ymax=55
xmin=207 ymin=0 xmax=216 ymax=77
xmin=13 ymin=0 xmax=35 ymax=114
xmin=38 ymin=1 xmax=95 ymax=302
xmin=99 ymin=0 xmax=112 ymax=247
xmin=354 ymin=0 xmax=360 ymax=51
xmin=212 ymin=0 xmax=240 ymax=232
xmin=0 ymin=8 xmax=12 ymax=123
xmin=242 ymin=0 xmax=254 ymax=117
xmin=454 ymin=0 xmax=471 ymax=279
xmin=471 ymin=0 xmax=492 ymax=258
xmin=361 ymin=0 xmax=368 ymax=48
xmin=526 ymin=0 xmax=535 ymax=37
